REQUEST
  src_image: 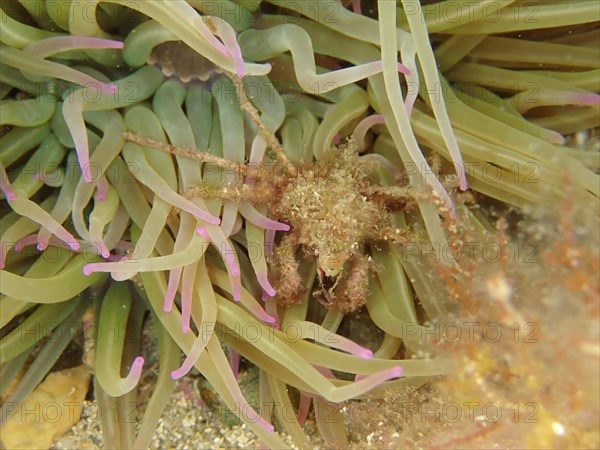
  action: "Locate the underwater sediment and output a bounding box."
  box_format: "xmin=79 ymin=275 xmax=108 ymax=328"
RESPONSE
xmin=1 ymin=1 xmax=599 ymax=448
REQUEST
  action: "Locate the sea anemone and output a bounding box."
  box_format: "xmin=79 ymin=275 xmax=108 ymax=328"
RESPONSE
xmin=1 ymin=1 xmax=598 ymax=449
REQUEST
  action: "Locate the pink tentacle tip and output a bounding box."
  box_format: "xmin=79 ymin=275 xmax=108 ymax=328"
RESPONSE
xmin=127 ymin=356 xmax=145 ymax=385
xmin=333 ymin=134 xmax=341 ymax=145
xmin=37 ymin=235 xmax=50 ymax=250
xmin=232 ymin=284 xmax=241 ymax=302
xmin=132 ymin=356 xmax=145 ymax=370
xmin=194 ymin=208 xmax=221 ymax=225
xmin=261 ymin=291 xmax=270 ymax=302
xmin=69 ymin=241 xmax=80 ymax=251
xmin=196 ymin=226 xmax=210 ymax=240
xmin=358 ymin=349 xmax=373 ymax=360
xmin=101 ymin=84 xmax=117 ymax=94
xmin=262 ymin=313 xmax=277 ymax=324
xmin=574 ymin=93 xmax=600 ymax=105
xmin=458 ymin=174 xmax=468 ymax=192
xmin=1 ymin=185 xmax=16 ymax=201
xmin=257 ymin=273 xmax=276 ymax=298
xmin=82 ymin=264 xmax=95 ymax=276
xmin=390 ymin=366 xmax=403 ymax=378
xmin=182 ymin=323 xmax=191 ymax=334
xmin=171 ymin=365 xmax=190 ymax=380
xmin=95 ymin=189 xmax=107 ymax=203
xmin=397 ymin=62 xmax=411 ymax=76
xmin=264 ymin=286 xmax=276 ymax=297
xmin=242 ymin=205 xmax=290 ymax=231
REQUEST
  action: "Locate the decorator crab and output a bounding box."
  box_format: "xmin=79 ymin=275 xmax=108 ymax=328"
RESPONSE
xmin=124 ymin=72 xmax=411 ymax=313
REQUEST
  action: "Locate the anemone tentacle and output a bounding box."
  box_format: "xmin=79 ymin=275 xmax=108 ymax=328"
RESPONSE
xmin=1 ymin=2 xmax=598 ymax=449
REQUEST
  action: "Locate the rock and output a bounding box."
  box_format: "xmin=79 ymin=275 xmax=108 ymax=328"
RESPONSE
xmin=2 ymin=365 xmax=91 ymax=450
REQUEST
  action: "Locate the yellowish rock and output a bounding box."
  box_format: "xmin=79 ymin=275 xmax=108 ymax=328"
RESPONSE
xmin=2 ymin=365 xmax=91 ymax=450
